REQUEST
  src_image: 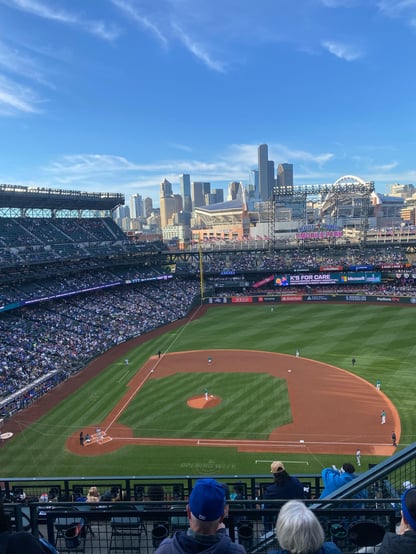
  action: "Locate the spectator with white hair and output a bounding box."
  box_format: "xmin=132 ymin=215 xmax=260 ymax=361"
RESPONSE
xmin=274 ymin=500 xmax=341 ymax=554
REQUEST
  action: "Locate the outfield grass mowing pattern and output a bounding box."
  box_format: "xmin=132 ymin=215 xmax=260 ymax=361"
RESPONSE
xmin=119 ymin=373 xmax=291 ymax=439
xmin=2 ymin=303 xmax=416 ymax=477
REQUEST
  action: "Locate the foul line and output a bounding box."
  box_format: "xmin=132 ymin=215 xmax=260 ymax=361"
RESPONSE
xmin=104 ymin=305 xmax=205 ymax=435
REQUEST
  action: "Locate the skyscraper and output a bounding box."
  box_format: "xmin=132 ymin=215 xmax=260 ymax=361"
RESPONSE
xmin=144 ymin=197 xmax=153 ymax=218
xmin=267 ymin=160 xmax=275 ymax=193
xmin=258 ymin=144 xmax=269 ymax=201
xmin=249 ymin=169 xmax=259 ymax=190
xmin=129 ymin=193 xmax=143 ymax=219
xmin=160 ymin=178 xmax=175 ymax=228
xmin=160 ymin=178 xmax=173 ymax=197
xmin=277 ymin=163 xmax=294 ymax=191
xmin=192 ymin=182 xmax=210 ymax=208
xmin=180 ymin=174 xmax=192 ymax=212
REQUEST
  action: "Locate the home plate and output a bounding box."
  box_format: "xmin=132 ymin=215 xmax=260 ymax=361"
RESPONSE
xmin=299 ymin=439 xmax=305 ymax=443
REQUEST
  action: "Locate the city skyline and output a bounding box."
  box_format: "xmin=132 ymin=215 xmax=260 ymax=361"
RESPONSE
xmin=1 ymin=1 xmax=416 ymax=207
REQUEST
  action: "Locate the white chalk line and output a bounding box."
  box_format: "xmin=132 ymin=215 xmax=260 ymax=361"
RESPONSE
xmin=104 ymin=305 xmax=205 ymax=435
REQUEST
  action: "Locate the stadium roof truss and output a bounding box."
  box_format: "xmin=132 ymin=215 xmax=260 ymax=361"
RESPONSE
xmin=269 ymin=175 xmax=375 ymax=248
xmin=0 ymin=184 xmax=125 ymax=217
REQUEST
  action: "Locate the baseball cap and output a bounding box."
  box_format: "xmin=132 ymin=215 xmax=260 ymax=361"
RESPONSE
xmin=271 ymin=461 xmax=285 ymax=473
xmin=189 ymin=478 xmax=226 ymax=521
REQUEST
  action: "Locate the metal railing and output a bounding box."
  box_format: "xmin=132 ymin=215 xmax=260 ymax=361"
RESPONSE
xmin=2 ymin=442 xmax=415 ymax=553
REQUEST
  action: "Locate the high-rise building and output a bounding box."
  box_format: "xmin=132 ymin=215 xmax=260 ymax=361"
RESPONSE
xmin=258 ymin=144 xmax=269 ymax=201
xmin=144 ymin=197 xmax=153 ymax=218
xmin=160 ymin=178 xmax=176 ymax=228
xmin=277 ymin=163 xmax=294 ymax=191
xmin=129 ymin=193 xmax=143 ymax=219
xmin=160 ymin=178 xmax=173 ymax=197
xmin=180 ymin=174 xmax=192 ymax=212
xmin=268 ymin=160 xmax=275 ymax=193
xmin=173 ymin=194 xmax=183 ymax=213
xmin=228 ymin=181 xmax=242 ymax=201
xmin=192 ymin=182 xmax=210 ymax=208
xmin=249 ymin=169 xmax=259 ymax=191
xmin=211 ymin=188 xmax=224 ymax=204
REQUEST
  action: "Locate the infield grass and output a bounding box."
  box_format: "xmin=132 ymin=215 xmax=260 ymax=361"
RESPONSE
xmin=1 ymin=303 xmax=415 ymax=478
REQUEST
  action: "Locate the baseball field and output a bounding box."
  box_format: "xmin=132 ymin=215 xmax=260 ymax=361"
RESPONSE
xmin=1 ymin=302 xmax=414 ymax=478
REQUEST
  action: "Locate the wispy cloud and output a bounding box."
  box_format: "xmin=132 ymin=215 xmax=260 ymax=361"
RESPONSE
xmin=377 ymin=0 xmax=416 ymax=29
xmin=110 ymin=0 xmax=168 ymax=46
xmin=0 ymin=40 xmax=54 ymax=89
xmin=0 ymin=74 xmax=42 ymax=115
xmin=322 ymin=40 xmax=362 ymax=61
xmin=167 ymin=142 xmax=193 ymax=153
xmin=172 ymin=22 xmax=226 ymax=73
xmin=372 ymin=161 xmax=399 ymax=172
xmin=320 ymin=0 xmax=358 ymax=7
xmin=0 ymin=0 xmax=120 ymax=40
xmin=377 ymin=0 xmax=416 ymax=18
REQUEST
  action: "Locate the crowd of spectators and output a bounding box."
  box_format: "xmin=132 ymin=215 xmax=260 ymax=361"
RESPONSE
xmin=0 ymin=277 xmax=200 ymax=418
xmin=181 ymin=245 xmax=411 ymax=275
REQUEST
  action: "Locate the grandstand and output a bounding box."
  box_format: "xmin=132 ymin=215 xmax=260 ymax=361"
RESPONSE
xmin=1 ymin=185 xmax=415 ymax=554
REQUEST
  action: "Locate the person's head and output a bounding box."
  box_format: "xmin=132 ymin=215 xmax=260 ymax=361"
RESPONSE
xmin=187 ymin=478 xmax=226 ymax=534
xmin=271 ymin=461 xmax=289 ymax=484
xmin=342 ymin=463 xmax=355 ymax=474
xmin=276 ymin=500 xmax=325 ymax=554
xmin=401 ymin=487 xmax=416 ymax=531
xmin=88 ymin=486 xmax=99 ymax=497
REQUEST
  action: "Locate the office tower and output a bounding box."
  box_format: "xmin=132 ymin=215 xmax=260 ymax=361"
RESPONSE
xmin=173 ymin=194 xmax=183 ymax=212
xmin=129 ymin=193 xmax=143 ymax=219
xmin=160 ymin=178 xmax=173 ymax=197
xmin=180 ymin=174 xmax=192 ymax=211
xmin=228 ymin=181 xmax=242 ymax=201
xmin=211 ymin=188 xmax=224 ymax=203
xmin=267 ymin=160 xmax=275 ymax=194
xmin=144 ymin=197 xmax=153 ymax=218
xmin=277 ymin=163 xmax=294 ymax=191
xmin=249 ymin=169 xmax=259 ymax=190
xmin=192 ymin=182 xmax=209 ymax=208
xmin=202 ymin=182 xmax=211 ymax=199
xmin=258 ymin=144 xmax=269 ymax=201
xmin=160 ymin=178 xmax=175 ymax=228
xmin=114 ymin=205 xmax=130 ymax=219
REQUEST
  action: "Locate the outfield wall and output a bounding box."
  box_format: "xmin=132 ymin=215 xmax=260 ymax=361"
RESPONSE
xmin=206 ymin=293 xmax=416 ymax=305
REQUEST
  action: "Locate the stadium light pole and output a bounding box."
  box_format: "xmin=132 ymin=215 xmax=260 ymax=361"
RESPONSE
xmin=198 ymin=240 xmax=204 ymax=303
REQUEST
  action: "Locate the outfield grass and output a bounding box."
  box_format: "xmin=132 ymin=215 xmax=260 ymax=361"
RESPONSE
xmin=1 ymin=303 xmax=415 ymax=478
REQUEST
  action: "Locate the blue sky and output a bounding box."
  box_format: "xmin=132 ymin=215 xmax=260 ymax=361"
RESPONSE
xmin=0 ymin=0 xmax=415 ymax=207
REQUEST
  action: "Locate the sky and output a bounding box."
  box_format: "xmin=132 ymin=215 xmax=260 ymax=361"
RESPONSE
xmin=1 ymin=0 xmax=416 ymax=208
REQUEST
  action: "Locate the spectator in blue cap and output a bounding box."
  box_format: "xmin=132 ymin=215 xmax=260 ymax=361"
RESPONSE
xmin=154 ymin=478 xmax=246 ymax=554
xmin=379 ymin=486 xmax=416 ymax=553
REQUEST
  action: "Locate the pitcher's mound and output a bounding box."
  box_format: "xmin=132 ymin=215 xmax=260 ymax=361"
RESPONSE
xmin=187 ymin=395 xmax=221 ymax=409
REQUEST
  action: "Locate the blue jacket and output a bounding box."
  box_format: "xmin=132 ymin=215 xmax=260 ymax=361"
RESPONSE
xmin=320 ymin=467 xmax=363 ymax=498
xmin=154 ymin=529 xmax=245 ymax=554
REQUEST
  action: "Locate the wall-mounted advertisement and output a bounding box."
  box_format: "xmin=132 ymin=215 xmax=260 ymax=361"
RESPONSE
xmin=275 ymin=272 xmax=381 ymax=286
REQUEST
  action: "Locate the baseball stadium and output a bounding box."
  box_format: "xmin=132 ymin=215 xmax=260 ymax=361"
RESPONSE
xmin=0 ymin=184 xmax=415 ymax=553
